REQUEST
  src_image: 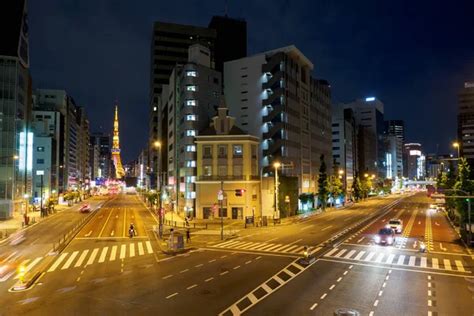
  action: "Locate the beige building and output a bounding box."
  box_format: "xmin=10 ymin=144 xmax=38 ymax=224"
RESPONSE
xmin=195 ymin=105 xmax=260 ymax=220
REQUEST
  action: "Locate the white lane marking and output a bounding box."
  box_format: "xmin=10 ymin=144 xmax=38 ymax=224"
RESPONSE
xmin=209 ymin=259 xmax=216 ymax=263
xmin=455 ymin=260 xmax=465 ymax=272
xmin=322 ymin=225 xmax=333 ymax=231
xmin=120 ymin=244 xmax=127 ymax=259
xmin=130 ymin=243 xmax=136 ymax=258
xmin=98 ymin=247 xmax=109 ymax=263
xmin=75 ymin=250 xmax=89 ymax=267
xmin=374 ymin=299 xmax=379 ymax=306
xmin=166 ymin=292 xmax=178 ymax=299
xmin=233 ymin=265 xmax=241 ymax=270
xmin=86 ymin=248 xmax=99 ymax=266
xmin=337 ymin=277 xmax=342 ymax=282
xmin=320 ymin=293 xmax=327 ymax=299
xmin=354 ymin=251 xmax=366 ymax=260
xmin=145 ymin=241 xmax=153 ymax=254
xmin=48 ymin=253 xmax=68 ymax=272
xmin=205 ymin=277 xmax=214 ymax=282
xmin=195 ymin=264 xmax=204 ymax=268
xmin=397 ymin=255 xmax=405 ymax=265
xmin=138 ymin=242 xmax=145 ymax=256
xmin=187 ymin=284 xmax=197 ymax=290
xmin=443 ymin=259 xmax=452 ymax=270
xmin=379 ymin=290 xmax=383 ymax=296
xmin=1 ymin=251 xmax=18 ymax=263
xmin=329 ymin=284 xmax=335 ymax=290
xmin=220 ymin=271 xmax=229 ymax=276
xmin=300 ymin=225 xmax=314 ymax=231
xmin=61 ymin=252 xmax=79 ymax=270
xmin=310 ymin=303 xmax=318 ymax=310
xmin=109 ymin=246 xmax=117 ymax=261
xmin=245 ymin=260 xmax=252 ymax=264
xmin=162 ymin=274 xmax=173 ymax=279
xmin=180 ymin=269 xmax=189 ymax=273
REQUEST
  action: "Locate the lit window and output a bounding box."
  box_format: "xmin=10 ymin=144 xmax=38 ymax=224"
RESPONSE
xmin=153 ymin=106 xmax=157 ymax=111
xmin=186 ymin=145 xmax=196 ymax=152
xmin=204 ymin=165 xmax=212 ymax=176
xmin=185 ymin=176 xmax=196 ymax=183
xmin=186 ymin=160 xmax=196 ymax=167
xmin=186 ymin=100 xmax=196 ymax=106
xmin=186 ymin=71 xmax=197 ymax=77
xmin=37 ymin=146 xmax=45 ymax=152
xmin=186 ymin=115 xmax=197 ymax=121
xmin=233 ymin=145 xmax=243 ymax=156
xmin=186 ymin=85 xmax=197 ymax=91
xmin=186 ymin=130 xmax=196 ymax=136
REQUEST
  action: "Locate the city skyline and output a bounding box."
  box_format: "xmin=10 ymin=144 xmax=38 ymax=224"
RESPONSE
xmin=28 ymin=0 xmax=474 ymax=161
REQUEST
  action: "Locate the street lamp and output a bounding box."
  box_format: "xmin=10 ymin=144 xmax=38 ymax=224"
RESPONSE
xmin=153 ymin=140 xmax=163 ymax=238
xmin=273 ymin=162 xmax=281 ymax=222
xmin=452 ymin=142 xmax=460 ymax=158
xmin=36 ymin=170 xmax=45 ymax=217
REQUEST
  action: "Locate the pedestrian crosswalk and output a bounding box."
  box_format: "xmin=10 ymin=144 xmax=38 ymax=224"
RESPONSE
xmin=0 ymin=241 xmax=155 ymax=283
xmin=324 ymin=247 xmax=470 ymax=273
xmin=211 ymin=240 xmax=320 ymax=256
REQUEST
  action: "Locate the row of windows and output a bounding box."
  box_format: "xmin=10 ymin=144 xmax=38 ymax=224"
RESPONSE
xmin=203 ymin=145 xmax=244 ymax=157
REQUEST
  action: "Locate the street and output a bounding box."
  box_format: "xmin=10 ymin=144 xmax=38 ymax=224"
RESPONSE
xmin=0 ymin=193 xmax=472 ymax=315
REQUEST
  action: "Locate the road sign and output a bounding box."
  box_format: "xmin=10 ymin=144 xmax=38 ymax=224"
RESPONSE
xmin=218 ymin=194 xmax=224 ymax=201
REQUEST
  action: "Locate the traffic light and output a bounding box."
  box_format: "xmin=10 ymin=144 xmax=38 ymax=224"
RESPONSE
xmin=235 ymin=189 xmax=246 ymax=197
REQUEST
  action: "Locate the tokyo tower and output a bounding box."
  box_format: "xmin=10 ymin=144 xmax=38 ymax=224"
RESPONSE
xmin=111 ymin=104 xmax=125 ymax=179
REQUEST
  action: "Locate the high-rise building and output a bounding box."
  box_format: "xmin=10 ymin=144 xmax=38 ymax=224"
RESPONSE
xmin=33 ymin=89 xmax=90 ymax=191
xmin=404 ymin=143 xmax=425 ymax=179
xmin=160 ymin=44 xmax=222 ymax=216
xmin=149 ymin=21 xmax=216 ymax=179
xmin=208 ymin=15 xmax=247 ymax=73
xmin=342 ymin=97 xmax=385 ymax=176
xmin=224 ymin=45 xmax=332 ymax=193
xmin=0 ymin=0 xmax=32 ymax=218
xmin=111 ymin=105 xmax=124 ymax=179
xmin=90 ymin=132 xmax=111 ymax=180
xmin=332 ymin=105 xmax=357 ymax=189
xmin=384 ymin=120 xmax=405 ymax=142
xmin=457 ymin=81 xmax=474 ymax=165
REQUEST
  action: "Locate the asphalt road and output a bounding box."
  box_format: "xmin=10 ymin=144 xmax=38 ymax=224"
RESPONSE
xmin=1 ymin=192 xmax=472 ymax=315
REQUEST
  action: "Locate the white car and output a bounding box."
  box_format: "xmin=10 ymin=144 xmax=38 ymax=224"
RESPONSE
xmin=388 ymin=219 xmax=403 ymax=233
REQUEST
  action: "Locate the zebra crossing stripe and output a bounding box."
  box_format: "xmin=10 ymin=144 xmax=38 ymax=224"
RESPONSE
xmin=217 ymin=240 xmax=240 ymax=247
xmin=420 ymin=257 xmax=427 ymax=268
xmin=120 ymin=244 xmax=127 ymax=259
xmin=87 ymin=248 xmax=99 ymax=266
xmin=397 ymin=255 xmax=405 ymax=265
xmin=138 ymin=242 xmax=145 ymax=256
xmin=25 ymin=257 xmax=42 ymax=273
xmin=354 ymin=251 xmax=366 ymax=260
xmin=251 ymin=243 xmax=275 ymax=250
xmin=98 ymin=247 xmax=109 ymax=263
xmin=443 ymin=259 xmax=452 ymax=270
xmin=408 ymin=256 xmax=416 ymax=266
xmin=62 ymin=251 xmax=79 ymax=270
xmin=292 ymin=246 xmax=305 ymax=254
xmin=263 ymin=244 xmax=285 ymax=252
xmin=275 ymin=244 xmax=297 ymax=252
xmin=455 ymin=260 xmax=465 ymax=272
xmin=432 ymin=258 xmax=439 ymax=269
xmin=110 ymin=246 xmax=117 ymax=261
xmin=75 ymin=250 xmax=89 ymax=268
xmin=375 ymin=253 xmax=384 ymax=263
xmin=386 ymin=254 xmax=395 ymax=264
xmin=48 ymin=253 xmax=68 ymax=272
xmin=344 ymin=250 xmax=356 ymax=259
xmin=130 ymin=244 xmax=136 ymax=257
xmin=364 ymin=252 xmax=376 ymax=261
xmin=325 ymin=248 xmax=339 ymax=257
xmin=145 ymin=241 xmax=154 ymax=254
xmin=334 ymin=249 xmax=347 ymax=258
xmin=234 ymin=242 xmax=257 ymax=249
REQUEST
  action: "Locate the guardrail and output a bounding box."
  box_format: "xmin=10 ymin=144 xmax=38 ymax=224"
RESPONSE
xmin=163 ymin=219 xmax=208 ymax=229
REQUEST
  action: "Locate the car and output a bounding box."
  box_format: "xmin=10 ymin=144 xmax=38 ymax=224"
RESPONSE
xmin=374 ymin=228 xmax=395 ymax=245
xmin=429 ymin=204 xmax=437 ymax=210
xmin=79 ymin=203 xmax=91 ymax=213
xmin=388 ymin=219 xmax=403 ymax=233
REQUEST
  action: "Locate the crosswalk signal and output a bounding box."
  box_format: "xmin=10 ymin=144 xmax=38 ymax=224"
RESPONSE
xmin=235 ymin=189 xmax=246 ymax=197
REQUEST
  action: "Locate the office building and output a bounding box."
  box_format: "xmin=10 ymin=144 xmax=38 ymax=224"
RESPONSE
xmin=195 ymin=106 xmax=260 ymax=219
xmin=458 ymin=81 xmax=474 ymax=165
xmin=384 ymin=120 xmax=405 ymax=142
xmin=0 ymin=0 xmax=32 ymax=218
xmin=208 ymin=15 xmax=247 ymax=73
xmin=404 ymin=143 xmax=425 ymax=179
xmin=426 ymin=153 xmax=454 ymax=179
xmin=149 ymin=21 xmax=216 ymax=178
xmin=384 ymin=135 xmax=403 ymax=179
xmin=332 ymin=105 xmax=357 ymax=189
xmin=160 ymin=44 xmax=222 ymax=216
xmin=342 ymin=97 xmax=385 ymax=176
xmin=224 ymin=45 xmax=332 ymax=194
xmin=90 ymin=132 xmax=111 ymax=180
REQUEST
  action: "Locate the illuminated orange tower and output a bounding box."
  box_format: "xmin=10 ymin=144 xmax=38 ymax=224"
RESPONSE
xmin=112 ymin=104 xmax=125 ymax=179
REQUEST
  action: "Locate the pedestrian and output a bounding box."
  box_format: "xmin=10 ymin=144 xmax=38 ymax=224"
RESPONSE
xmin=186 ymin=228 xmax=191 ymax=243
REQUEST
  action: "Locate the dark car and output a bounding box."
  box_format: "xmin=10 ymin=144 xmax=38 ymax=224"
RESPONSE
xmin=374 ymin=227 xmax=395 ymax=245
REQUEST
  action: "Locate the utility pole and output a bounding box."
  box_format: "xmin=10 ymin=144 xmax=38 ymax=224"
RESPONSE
xmin=40 ymin=173 xmax=44 ymax=216
xmin=220 ymin=180 xmax=224 ymax=240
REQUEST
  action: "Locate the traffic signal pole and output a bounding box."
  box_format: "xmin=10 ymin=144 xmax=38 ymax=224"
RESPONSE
xmin=220 ymin=180 xmax=224 ymax=241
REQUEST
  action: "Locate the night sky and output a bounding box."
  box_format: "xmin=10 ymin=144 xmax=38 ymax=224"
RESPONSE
xmin=29 ymin=0 xmax=474 ymax=162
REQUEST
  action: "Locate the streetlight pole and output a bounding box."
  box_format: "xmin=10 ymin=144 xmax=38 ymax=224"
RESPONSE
xmin=220 ymin=180 xmax=224 ymax=240
xmin=453 ymin=142 xmax=460 ymax=159
xmin=153 ymin=140 xmax=162 ymax=237
xmin=273 ymin=162 xmax=281 ymax=223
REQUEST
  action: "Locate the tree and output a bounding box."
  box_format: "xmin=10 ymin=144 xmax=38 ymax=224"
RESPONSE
xmin=352 ymin=172 xmax=362 ymax=202
xmin=329 ymin=175 xmax=344 ymax=202
xmin=454 ymin=158 xmax=474 ymax=227
xmin=317 ymin=154 xmax=330 ymax=210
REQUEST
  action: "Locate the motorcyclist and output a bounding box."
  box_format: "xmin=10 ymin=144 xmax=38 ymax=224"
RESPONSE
xmin=129 ymin=223 xmax=135 ymax=237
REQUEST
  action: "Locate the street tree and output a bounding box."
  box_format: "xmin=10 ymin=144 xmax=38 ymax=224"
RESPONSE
xmin=329 ymin=175 xmax=344 ymax=202
xmin=317 ymin=154 xmax=330 ymax=210
xmin=352 ymin=172 xmax=362 ymax=202
xmin=454 ymin=158 xmax=474 ymax=227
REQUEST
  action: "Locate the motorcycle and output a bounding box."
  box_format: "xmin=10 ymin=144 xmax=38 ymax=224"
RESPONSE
xmin=419 ymin=242 xmax=426 ymax=253
xmin=129 ymin=228 xmax=135 ymax=238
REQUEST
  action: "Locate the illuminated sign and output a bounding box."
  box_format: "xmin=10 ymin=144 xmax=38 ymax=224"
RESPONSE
xmin=465 ymin=82 xmax=474 ymax=88
xmin=409 ymin=150 xmax=421 ymax=156
xmin=386 ymin=153 xmax=392 ymax=179
xmin=19 ymin=132 xmax=33 ymax=171
xmin=365 ymin=97 xmax=375 ymax=102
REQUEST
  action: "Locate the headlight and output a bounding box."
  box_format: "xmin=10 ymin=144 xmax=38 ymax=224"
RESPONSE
xmin=387 ymin=237 xmax=393 ymax=244
xmin=374 ymin=236 xmax=381 ymax=243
